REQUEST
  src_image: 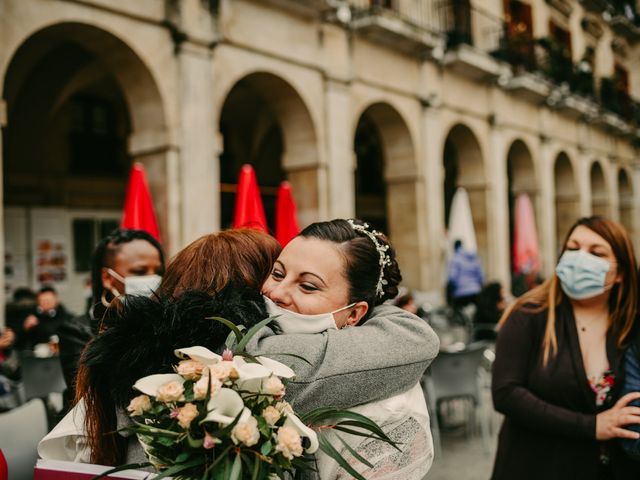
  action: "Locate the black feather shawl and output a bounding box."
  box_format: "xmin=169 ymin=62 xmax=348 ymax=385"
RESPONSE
xmin=81 ymin=287 xmax=267 ymax=409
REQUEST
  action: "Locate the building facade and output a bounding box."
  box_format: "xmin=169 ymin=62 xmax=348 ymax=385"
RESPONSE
xmin=1 ymin=0 xmax=639 ymax=316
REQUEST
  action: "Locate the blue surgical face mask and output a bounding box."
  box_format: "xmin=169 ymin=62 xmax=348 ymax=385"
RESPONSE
xmin=555 ymin=250 xmax=613 ymax=300
xmin=263 ymin=296 xmax=355 ymax=334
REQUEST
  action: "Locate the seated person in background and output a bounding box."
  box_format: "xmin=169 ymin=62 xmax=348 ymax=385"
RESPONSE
xmin=20 ymin=286 xmax=74 ymax=350
xmin=394 ymin=290 xmax=427 ymax=319
xmin=5 ymin=287 xmax=36 ymax=350
xmin=473 ymin=282 xmax=505 ymax=341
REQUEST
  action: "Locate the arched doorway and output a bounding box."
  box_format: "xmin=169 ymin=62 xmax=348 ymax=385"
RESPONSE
xmin=506 ymin=139 xmax=539 ymax=294
xmin=590 ymin=161 xmax=609 ymax=217
xmin=443 ymin=124 xmax=488 ymax=269
xmin=219 ymin=72 xmax=319 ymax=231
xmin=553 ymin=152 xmax=578 ymax=253
xmin=353 ymin=103 xmax=419 ymax=286
xmin=618 ymin=168 xmax=634 ymax=237
xmin=2 ymin=23 xmax=166 ymax=312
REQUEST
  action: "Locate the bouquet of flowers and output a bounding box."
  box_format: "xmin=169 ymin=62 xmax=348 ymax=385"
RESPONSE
xmin=100 ymin=317 xmax=396 ymax=480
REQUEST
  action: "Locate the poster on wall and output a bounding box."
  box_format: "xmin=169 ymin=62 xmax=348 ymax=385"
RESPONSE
xmin=31 ymin=209 xmax=70 ymax=291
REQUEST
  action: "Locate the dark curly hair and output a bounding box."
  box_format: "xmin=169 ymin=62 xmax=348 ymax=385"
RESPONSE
xmin=299 ymin=218 xmax=402 ymax=320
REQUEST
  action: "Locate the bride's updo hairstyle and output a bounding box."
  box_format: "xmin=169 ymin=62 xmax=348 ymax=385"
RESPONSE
xmin=299 ymin=218 xmax=402 ymax=320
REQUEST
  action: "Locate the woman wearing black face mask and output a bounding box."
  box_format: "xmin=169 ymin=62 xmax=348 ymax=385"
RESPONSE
xmin=56 ymin=229 xmax=165 ymax=412
xmin=491 ymin=217 xmax=640 ymax=480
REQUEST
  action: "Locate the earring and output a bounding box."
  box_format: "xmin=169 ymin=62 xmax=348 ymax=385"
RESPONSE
xmin=100 ymin=290 xmax=111 ymax=308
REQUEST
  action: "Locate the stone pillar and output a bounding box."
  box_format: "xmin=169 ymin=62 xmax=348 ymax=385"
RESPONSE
xmin=176 ymin=41 xmax=219 ymax=246
xmin=0 ymin=98 xmax=5 ymax=328
xmin=633 ymin=166 xmax=640 ymax=254
xmin=577 ymin=150 xmax=592 ymax=217
xmin=488 ymin=125 xmax=511 ymax=291
xmin=420 ymin=105 xmax=446 ymax=294
xmin=325 ymin=79 xmax=355 ymax=219
xmin=538 ymin=138 xmax=556 ymax=277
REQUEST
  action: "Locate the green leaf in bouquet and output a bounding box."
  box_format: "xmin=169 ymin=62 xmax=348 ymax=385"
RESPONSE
xmin=229 ymin=452 xmax=242 ymax=480
xmin=318 ymin=435 xmax=368 ymax=480
xmin=207 ymin=316 xmax=245 ymax=345
xmin=174 ymin=451 xmax=191 ymax=463
xmin=90 ymin=462 xmax=153 ymax=480
xmin=260 ymin=439 xmax=272 ymax=456
xmin=151 ymin=457 xmax=205 ymax=480
xmin=131 ymin=420 xmax=182 ymax=437
xmin=183 ymin=381 xmax=195 ymax=402
xmin=333 ymin=432 xmax=374 ymax=468
xmin=156 ymin=435 xmax=177 ymax=447
xmin=235 ymin=316 xmax=278 ymax=353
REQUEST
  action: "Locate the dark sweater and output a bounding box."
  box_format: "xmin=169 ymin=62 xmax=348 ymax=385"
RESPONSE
xmin=491 ymin=299 xmax=638 ymax=480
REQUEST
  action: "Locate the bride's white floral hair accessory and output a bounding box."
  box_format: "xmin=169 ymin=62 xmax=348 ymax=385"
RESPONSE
xmin=347 ymin=219 xmax=392 ymax=298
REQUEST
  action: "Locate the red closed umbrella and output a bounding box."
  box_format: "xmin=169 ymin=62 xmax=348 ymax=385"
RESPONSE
xmin=513 ymin=193 xmax=541 ymax=275
xmin=121 ymin=163 xmax=160 ymax=240
xmin=232 ymin=164 xmax=268 ymax=232
xmin=275 ymin=181 xmax=300 ymax=246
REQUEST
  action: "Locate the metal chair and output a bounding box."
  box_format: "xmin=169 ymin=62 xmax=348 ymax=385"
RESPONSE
xmin=0 ymin=398 xmax=47 ymax=480
xmin=424 ymin=341 xmax=492 ymax=454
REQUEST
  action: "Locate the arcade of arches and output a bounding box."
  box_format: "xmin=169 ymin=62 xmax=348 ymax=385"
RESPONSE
xmin=1 ymin=1 xmax=638 ymax=319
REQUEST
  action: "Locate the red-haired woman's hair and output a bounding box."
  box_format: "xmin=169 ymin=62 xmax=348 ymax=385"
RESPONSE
xmin=159 ymin=229 xmax=281 ymax=298
xmin=499 ymin=216 xmax=638 ymax=366
xmin=75 ymin=228 xmax=281 ymax=465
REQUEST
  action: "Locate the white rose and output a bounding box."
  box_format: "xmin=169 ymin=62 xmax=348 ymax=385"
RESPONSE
xmin=177 ymin=403 xmax=199 ymax=428
xmin=176 ymin=360 xmax=205 ymax=380
xmin=262 ymin=406 xmax=281 ymax=426
xmin=127 ymin=394 xmax=151 ymax=416
xmin=156 ymin=381 xmax=185 ymax=402
xmin=262 ymin=376 xmax=285 ymax=398
xmin=275 ymin=426 xmax=303 ymax=459
xmin=231 ymin=415 xmax=260 ymax=446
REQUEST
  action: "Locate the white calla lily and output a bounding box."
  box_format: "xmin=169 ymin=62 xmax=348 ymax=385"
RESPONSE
xmin=284 ymin=413 xmax=319 ymax=454
xmin=201 ymin=388 xmax=245 ymax=426
xmin=133 ymin=374 xmax=184 ymax=397
xmin=233 ymin=357 xmax=272 ymax=381
xmin=174 ymin=346 xmax=222 ymax=365
xmin=256 ymin=356 xmax=295 ymax=379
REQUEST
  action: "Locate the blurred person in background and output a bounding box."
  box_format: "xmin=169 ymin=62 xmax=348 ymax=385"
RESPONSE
xmin=473 ymin=281 xmax=506 ymax=341
xmin=57 ymin=229 xmax=165 ymax=412
xmin=394 ymin=289 xmax=428 ymax=319
xmin=491 ymin=216 xmax=640 ymax=480
xmin=5 ymin=287 xmax=37 ymax=350
xmin=446 ymin=239 xmax=484 ymax=309
xmin=19 ymin=286 xmax=74 ymax=350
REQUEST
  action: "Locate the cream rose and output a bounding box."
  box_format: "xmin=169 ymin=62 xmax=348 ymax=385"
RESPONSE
xmin=177 ymin=403 xmax=199 ymax=428
xmin=209 ymin=362 xmax=235 ymax=382
xmin=176 ymin=359 xmax=205 ymax=380
xmin=262 ymin=376 xmax=285 ymax=398
xmin=274 ymin=400 xmax=294 ymax=415
xmin=127 ymin=394 xmax=151 ymax=416
xmin=231 ymin=415 xmax=260 ymax=446
xmin=275 ymin=426 xmax=303 ymax=459
xmin=156 ymin=381 xmax=185 ymax=402
xmin=262 ymin=406 xmax=281 ymax=426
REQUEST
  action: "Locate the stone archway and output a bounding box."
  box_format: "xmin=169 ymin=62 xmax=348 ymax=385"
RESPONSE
xmin=443 ymin=123 xmax=488 ymax=269
xmin=554 ymin=152 xmax=578 ymax=253
xmin=590 ymin=161 xmax=609 ymax=217
xmin=2 ymin=22 xmax=168 ymax=311
xmin=218 ymin=72 xmax=319 ymax=230
xmin=618 ymin=168 xmax=634 ymax=238
xmin=353 ymin=102 xmax=420 ymax=287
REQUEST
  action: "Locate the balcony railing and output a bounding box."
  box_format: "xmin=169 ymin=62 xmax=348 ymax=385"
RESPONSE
xmin=437 ymin=0 xmax=503 ymax=53
xmin=348 ymin=0 xmax=442 ymax=34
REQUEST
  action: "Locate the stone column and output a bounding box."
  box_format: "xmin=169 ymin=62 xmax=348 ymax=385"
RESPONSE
xmin=325 ymin=79 xmax=355 ymax=219
xmin=176 ymin=41 xmax=219 ymax=246
xmin=488 ymin=124 xmax=511 ymax=291
xmin=0 ymin=98 xmax=5 ymax=328
xmin=420 ymin=104 xmax=446 ymax=294
xmin=577 ymin=150 xmax=592 ymax=217
xmin=538 ymin=137 xmax=556 ymax=277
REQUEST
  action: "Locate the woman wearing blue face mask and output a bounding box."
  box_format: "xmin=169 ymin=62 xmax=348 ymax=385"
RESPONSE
xmin=252 ymin=218 xmax=437 ymax=479
xmin=491 ymin=216 xmax=640 ymax=480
